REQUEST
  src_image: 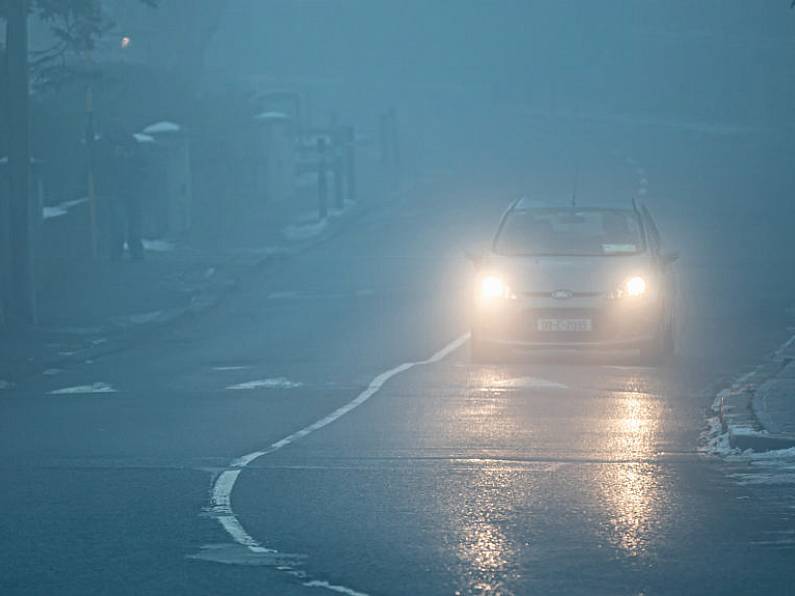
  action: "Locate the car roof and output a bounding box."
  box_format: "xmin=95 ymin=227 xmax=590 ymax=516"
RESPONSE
xmin=510 ymin=197 xmax=641 ymax=215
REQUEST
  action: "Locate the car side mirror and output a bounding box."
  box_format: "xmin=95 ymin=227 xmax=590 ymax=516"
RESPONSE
xmin=661 ymin=251 xmax=680 ymax=265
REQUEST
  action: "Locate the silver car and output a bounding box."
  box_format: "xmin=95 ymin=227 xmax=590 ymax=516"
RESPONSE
xmin=470 ymin=199 xmax=678 ymax=363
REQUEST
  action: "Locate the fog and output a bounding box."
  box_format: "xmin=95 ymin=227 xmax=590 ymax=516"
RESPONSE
xmin=3 ymin=2 xmax=795 ymax=595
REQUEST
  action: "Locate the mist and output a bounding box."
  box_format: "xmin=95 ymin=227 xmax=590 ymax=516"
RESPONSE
xmin=2 ymin=2 xmax=795 ymax=595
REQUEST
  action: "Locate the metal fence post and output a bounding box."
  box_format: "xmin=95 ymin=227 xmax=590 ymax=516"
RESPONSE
xmin=333 ymin=131 xmax=344 ymax=210
xmin=317 ymin=137 xmax=328 ymax=219
xmin=388 ymin=107 xmax=400 ymax=167
xmin=379 ymin=112 xmax=389 ymax=165
xmin=345 ymin=126 xmax=356 ymax=202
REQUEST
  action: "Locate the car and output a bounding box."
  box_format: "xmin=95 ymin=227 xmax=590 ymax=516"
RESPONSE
xmin=469 ymin=198 xmax=678 ymax=364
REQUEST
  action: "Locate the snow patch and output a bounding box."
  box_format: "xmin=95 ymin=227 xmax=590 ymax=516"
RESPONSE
xmin=226 ymin=378 xmax=303 ymax=391
xmin=42 ymin=197 xmax=89 ymax=220
xmin=49 ymin=382 xmax=117 ymax=395
xmin=43 ymin=206 xmax=68 ymax=219
xmin=143 ymin=121 xmax=180 ymax=135
xmin=700 ymin=415 xmax=738 ymax=456
xmin=255 ymin=111 xmax=289 ymax=121
xmin=283 ymin=201 xmax=356 ymax=242
xmin=283 ymin=219 xmax=328 ymax=242
xmin=120 ymin=310 xmax=166 ymax=325
xmin=142 ymin=239 xmax=175 ymax=252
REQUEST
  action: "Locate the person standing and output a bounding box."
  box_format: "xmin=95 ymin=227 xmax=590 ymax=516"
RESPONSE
xmin=98 ymin=127 xmax=144 ymax=261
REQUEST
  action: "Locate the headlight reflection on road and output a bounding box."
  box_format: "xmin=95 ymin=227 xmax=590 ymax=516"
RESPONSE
xmin=445 ymin=374 xmax=524 ymax=595
xmin=453 ymin=465 xmax=518 ymax=596
xmin=459 ymin=370 xmax=519 ymax=442
xmin=599 ymin=383 xmax=667 ymax=559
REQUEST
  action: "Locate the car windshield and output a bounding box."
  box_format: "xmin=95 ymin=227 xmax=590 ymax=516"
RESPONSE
xmin=494 ymin=208 xmax=645 ymax=256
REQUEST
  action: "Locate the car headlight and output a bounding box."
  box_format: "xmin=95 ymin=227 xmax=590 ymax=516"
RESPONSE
xmin=477 ymin=274 xmax=513 ymax=303
xmin=610 ymin=276 xmax=648 ymax=300
xmin=625 ymin=276 xmax=647 ymax=297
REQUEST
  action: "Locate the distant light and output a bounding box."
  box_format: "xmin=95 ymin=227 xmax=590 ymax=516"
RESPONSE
xmin=120 ymin=36 xmax=132 ymax=49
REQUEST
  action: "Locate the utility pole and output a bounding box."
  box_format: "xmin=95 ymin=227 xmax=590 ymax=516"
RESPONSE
xmin=5 ymin=0 xmax=37 ymax=326
xmin=85 ymin=85 xmax=98 ymax=259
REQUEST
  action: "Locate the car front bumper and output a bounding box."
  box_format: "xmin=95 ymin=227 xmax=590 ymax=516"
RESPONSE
xmin=472 ymin=299 xmax=663 ymax=351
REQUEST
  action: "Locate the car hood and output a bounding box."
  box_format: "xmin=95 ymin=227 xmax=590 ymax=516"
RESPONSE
xmin=484 ymin=254 xmax=653 ymax=294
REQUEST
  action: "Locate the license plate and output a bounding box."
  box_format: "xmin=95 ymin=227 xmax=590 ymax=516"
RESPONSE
xmin=537 ymin=318 xmax=592 ymax=332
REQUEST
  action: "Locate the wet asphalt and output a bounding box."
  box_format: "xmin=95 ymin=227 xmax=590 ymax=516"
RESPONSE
xmin=2 ymin=114 xmax=795 ymax=595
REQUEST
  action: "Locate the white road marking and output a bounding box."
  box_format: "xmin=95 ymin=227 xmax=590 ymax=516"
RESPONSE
xmin=207 ymin=333 xmax=470 ymax=592
xmin=226 ymin=378 xmax=303 ymax=391
xmin=775 ymin=332 xmax=795 ymax=359
xmin=303 ymin=580 xmax=370 ymax=596
xmin=48 ymin=382 xmax=117 ymax=395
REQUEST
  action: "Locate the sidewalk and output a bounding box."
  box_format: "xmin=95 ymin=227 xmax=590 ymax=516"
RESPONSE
xmin=711 ymin=320 xmax=795 ymax=453
xmin=0 ymin=160 xmax=394 ymax=390
xmin=0 ymin=244 xmax=241 ymax=386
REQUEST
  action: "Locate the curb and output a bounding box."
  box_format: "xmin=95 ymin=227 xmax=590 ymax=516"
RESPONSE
xmin=0 ymin=186 xmax=397 ymax=388
xmin=0 ymin=268 xmax=241 ymax=387
xmin=718 ymin=348 xmax=795 ymax=452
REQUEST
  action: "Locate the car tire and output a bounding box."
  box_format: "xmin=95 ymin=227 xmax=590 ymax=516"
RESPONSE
xmin=470 ymin=334 xmax=505 ymax=363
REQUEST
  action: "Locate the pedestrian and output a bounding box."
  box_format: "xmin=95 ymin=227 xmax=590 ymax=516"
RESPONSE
xmin=98 ymin=126 xmax=145 ymax=261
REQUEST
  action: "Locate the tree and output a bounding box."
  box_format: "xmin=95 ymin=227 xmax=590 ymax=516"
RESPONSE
xmin=0 ymin=0 xmax=156 ymax=328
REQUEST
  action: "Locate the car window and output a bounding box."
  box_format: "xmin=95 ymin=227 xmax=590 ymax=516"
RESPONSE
xmin=494 ymin=208 xmax=645 ymax=257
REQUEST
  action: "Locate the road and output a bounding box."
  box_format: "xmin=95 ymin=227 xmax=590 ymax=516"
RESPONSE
xmin=2 ymin=112 xmax=795 ymax=595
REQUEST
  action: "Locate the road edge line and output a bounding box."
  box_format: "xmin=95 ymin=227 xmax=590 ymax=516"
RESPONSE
xmin=205 ymin=332 xmax=470 ymax=590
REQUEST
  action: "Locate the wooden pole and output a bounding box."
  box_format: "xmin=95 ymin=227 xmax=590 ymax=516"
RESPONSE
xmin=85 ymin=85 xmax=98 ymax=259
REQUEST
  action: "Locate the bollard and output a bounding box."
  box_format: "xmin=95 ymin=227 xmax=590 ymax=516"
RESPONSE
xmin=388 ymin=107 xmax=400 ymax=167
xmin=344 ymin=126 xmax=356 ymax=202
xmin=379 ymin=112 xmax=390 ymax=165
xmin=317 ymin=137 xmax=328 ymax=220
xmin=333 ymin=145 xmax=344 ymax=210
